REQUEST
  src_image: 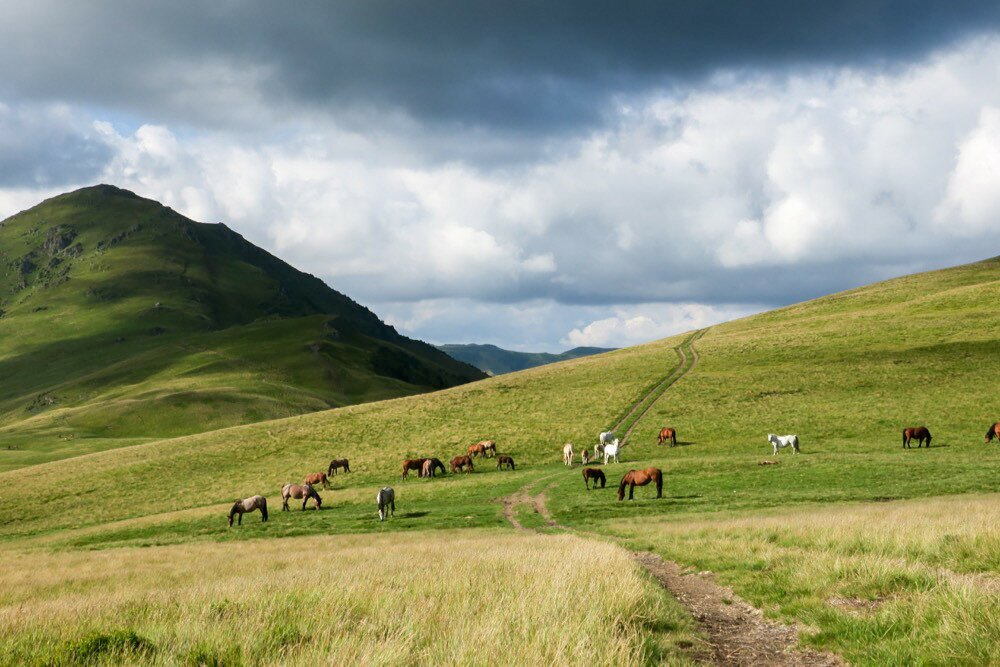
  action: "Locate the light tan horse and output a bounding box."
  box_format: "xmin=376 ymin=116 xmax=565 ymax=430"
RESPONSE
xmin=304 ymin=472 xmax=330 ymax=489
xmin=282 ymin=483 xmax=322 ymax=511
xmin=478 ymin=440 xmax=497 ymax=457
xmin=563 ymin=442 xmax=574 ymax=466
xmin=229 ymin=495 xmax=268 ymax=526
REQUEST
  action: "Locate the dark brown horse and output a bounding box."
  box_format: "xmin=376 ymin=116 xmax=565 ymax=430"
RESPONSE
xmin=582 ymin=467 xmax=606 ymax=490
xmin=281 ymin=483 xmax=322 ymax=511
xmin=328 ymin=459 xmax=351 ymax=475
xmin=451 ymin=455 xmax=474 ymax=473
xmin=496 ymin=454 xmax=515 ymax=470
xmin=657 ymin=427 xmax=677 ymax=447
xmin=617 ymin=468 xmax=663 ymax=501
xmin=468 ymin=442 xmax=486 ymax=458
xmin=903 ymin=426 xmax=932 ymax=449
xmin=402 ymin=458 xmax=428 ymax=480
xmin=985 ymin=422 xmax=1000 ymax=444
xmin=229 ymin=495 xmax=268 ymax=526
xmin=304 ymin=472 xmax=330 ymax=490
xmin=421 ymin=458 xmax=447 ymax=477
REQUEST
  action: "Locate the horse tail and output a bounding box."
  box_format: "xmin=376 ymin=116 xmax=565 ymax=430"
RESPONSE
xmin=261 ymin=498 xmax=268 ymax=521
xmin=902 ymin=429 xmax=907 ymax=446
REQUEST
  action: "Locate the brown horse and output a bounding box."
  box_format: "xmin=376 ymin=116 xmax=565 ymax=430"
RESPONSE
xmin=582 ymin=468 xmax=606 ymax=490
xmin=903 ymin=426 xmax=932 ymax=449
xmin=468 ymin=442 xmax=486 ymax=458
xmin=496 ymin=454 xmax=515 ymax=470
xmin=328 ymin=459 xmax=351 ymax=475
xmin=304 ymin=472 xmax=330 ymax=490
xmin=402 ymin=458 xmax=428 ymax=479
xmin=281 ymin=483 xmax=322 ymax=511
xmin=985 ymin=422 xmax=1000 ymax=444
xmin=657 ymin=427 xmax=677 ymax=447
xmin=451 ymin=455 xmax=474 ymax=473
xmin=229 ymin=495 xmax=268 ymax=526
xmin=617 ymin=468 xmax=663 ymax=501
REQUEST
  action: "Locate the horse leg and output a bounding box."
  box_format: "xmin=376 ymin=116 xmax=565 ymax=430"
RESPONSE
xmin=238 ymin=512 xmax=243 ymax=526
xmin=629 ymin=483 xmax=635 ymax=501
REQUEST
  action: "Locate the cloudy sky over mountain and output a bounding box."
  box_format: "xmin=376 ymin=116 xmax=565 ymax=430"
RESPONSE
xmin=2 ymin=1 xmax=1000 ymax=350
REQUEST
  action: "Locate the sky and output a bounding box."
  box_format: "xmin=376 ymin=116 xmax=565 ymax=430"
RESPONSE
xmin=2 ymin=2 xmax=1000 ymax=351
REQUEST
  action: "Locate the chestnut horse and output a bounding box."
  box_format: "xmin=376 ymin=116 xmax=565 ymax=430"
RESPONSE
xmin=582 ymin=468 xmax=606 ymax=490
xmin=903 ymin=426 xmax=932 ymax=449
xmin=581 ymin=449 xmax=590 ymax=466
xmin=985 ymin=422 xmax=1000 ymax=444
xmin=468 ymin=442 xmax=486 ymax=458
xmin=402 ymin=458 xmax=428 ymax=479
xmin=328 ymin=459 xmax=351 ymax=475
xmin=496 ymin=454 xmax=515 ymax=470
xmin=282 ymin=483 xmax=322 ymax=511
xmin=657 ymin=427 xmax=677 ymax=447
xmin=422 ymin=457 xmax=446 ymax=477
xmin=451 ymin=455 xmax=474 ymax=473
xmin=304 ymin=472 xmax=330 ymax=489
xmin=229 ymin=495 xmax=268 ymax=526
xmin=617 ymin=468 xmax=663 ymax=501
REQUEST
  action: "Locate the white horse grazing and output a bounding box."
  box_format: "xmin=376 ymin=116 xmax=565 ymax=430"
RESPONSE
xmin=767 ymin=434 xmax=800 ymax=455
xmin=377 ymin=486 xmax=395 ymax=521
xmin=599 ymin=431 xmax=617 ymax=446
xmin=603 ymin=440 xmax=622 ymax=464
xmin=563 ymin=442 xmax=574 ymax=466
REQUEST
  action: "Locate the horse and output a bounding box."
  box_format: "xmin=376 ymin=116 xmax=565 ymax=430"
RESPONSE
xmin=281 ymin=483 xmax=322 ymax=511
xmin=903 ymin=426 xmax=932 ymax=449
xmin=327 ymin=459 xmax=350 ymax=475
xmin=582 ymin=468 xmax=606 ymax=490
xmin=618 ymin=468 xmax=663 ymax=501
xmin=562 ymin=442 xmax=574 ymax=466
xmin=422 ymin=458 xmax=446 ymax=477
xmin=229 ymin=495 xmax=268 ymax=526
xmin=657 ymin=427 xmax=677 ymax=447
xmin=595 ymin=443 xmax=605 ymax=460
xmin=304 ymin=472 xmax=330 ymax=490
xmin=599 ymin=431 xmax=617 ymax=446
xmin=581 ymin=449 xmax=590 ymax=466
xmin=402 ymin=458 xmax=428 ymax=479
xmin=478 ymin=440 xmax=497 ymax=458
xmin=451 ymin=455 xmax=474 ymax=473
xmin=985 ymin=422 xmax=1000 ymax=444
xmin=767 ymin=434 xmax=800 ymax=455
xmin=603 ymin=441 xmax=622 ymax=464
xmin=377 ymin=487 xmax=395 ymax=521
xmin=497 ymin=454 xmax=515 ymax=470
xmin=468 ymin=442 xmax=486 ymax=458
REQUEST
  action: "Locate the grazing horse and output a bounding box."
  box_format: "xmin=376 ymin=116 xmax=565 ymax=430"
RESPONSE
xmin=903 ymin=426 xmax=932 ymax=449
xmin=468 ymin=443 xmax=486 ymax=458
xmin=599 ymin=431 xmax=617 ymax=446
xmin=617 ymin=468 xmax=663 ymax=501
xmin=603 ymin=441 xmax=622 ymax=464
xmin=327 ymin=459 xmax=350 ymax=475
xmin=767 ymin=434 xmax=800 ymax=455
xmin=451 ymin=455 xmax=474 ymax=473
xmin=562 ymin=442 xmax=574 ymax=466
xmin=657 ymin=427 xmax=677 ymax=447
xmin=402 ymin=458 xmax=428 ymax=480
xmin=478 ymin=440 xmax=497 ymax=458
xmin=304 ymin=472 xmax=330 ymax=490
xmin=985 ymin=422 xmax=1000 ymax=444
xmin=594 ymin=443 xmax=605 ymax=460
xmin=496 ymin=454 xmax=515 ymax=470
xmin=581 ymin=449 xmax=590 ymax=466
xmin=229 ymin=495 xmax=268 ymax=526
xmin=377 ymin=487 xmax=395 ymax=521
xmin=582 ymin=468 xmax=606 ymax=490
xmin=281 ymin=483 xmax=322 ymax=511
xmin=422 ymin=457 xmax=446 ymax=478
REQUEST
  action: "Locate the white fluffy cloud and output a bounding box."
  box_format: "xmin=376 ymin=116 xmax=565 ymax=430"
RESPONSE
xmin=564 ymin=304 xmax=759 ymax=348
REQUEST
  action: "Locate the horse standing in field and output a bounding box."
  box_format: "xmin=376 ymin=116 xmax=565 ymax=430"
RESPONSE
xmin=229 ymin=495 xmax=268 ymax=526
xmin=903 ymin=426 xmax=932 ymax=449
xmin=451 ymin=455 xmax=475 ymax=473
xmin=468 ymin=442 xmax=486 ymax=458
xmin=658 ymin=427 xmax=677 ymax=447
xmin=422 ymin=458 xmax=446 ymax=478
xmin=581 ymin=449 xmax=590 ymax=466
xmin=328 ymin=459 xmax=350 ymax=475
xmin=479 ymin=440 xmax=497 ymax=457
xmin=402 ymin=458 xmax=428 ymax=479
xmin=985 ymin=423 xmax=1000 ymax=444
xmin=563 ymin=442 xmax=574 ymax=466
xmin=767 ymin=434 xmax=800 ymax=455
xmin=304 ymin=472 xmax=330 ymax=489
xmin=594 ymin=443 xmax=605 ymax=460
xmin=599 ymin=431 xmax=617 ymax=446
xmin=281 ymin=483 xmax=322 ymax=511
xmin=497 ymin=454 xmax=515 ymax=470
xmin=603 ymin=441 xmax=622 ymax=464
xmin=377 ymin=487 xmax=395 ymax=521
xmin=617 ymin=468 xmax=663 ymax=501
xmin=582 ymin=468 xmax=606 ymax=490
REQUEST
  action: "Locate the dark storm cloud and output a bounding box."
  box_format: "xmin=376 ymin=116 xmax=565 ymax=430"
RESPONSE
xmin=1 ymin=1 xmax=999 ymax=132
xmin=0 ymin=107 xmax=112 ymax=187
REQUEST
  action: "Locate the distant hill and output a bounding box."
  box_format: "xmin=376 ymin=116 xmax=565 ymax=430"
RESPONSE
xmin=437 ymin=343 xmax=615 ymax=375
xmin=0 ymin=185 xmax=483 ymax=467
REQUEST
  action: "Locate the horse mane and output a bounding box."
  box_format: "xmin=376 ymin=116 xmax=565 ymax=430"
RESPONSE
xmin=228 ymin=501 xmax=240 ymax=517
xmin=617 ymin=471 xmax=633 ymax=501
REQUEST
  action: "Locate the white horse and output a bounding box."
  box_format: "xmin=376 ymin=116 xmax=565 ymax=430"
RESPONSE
xmin=377 ymin=486 xmax=395 ymax=521
xmin=767 ymin=434 xmax=800 ymax=455
xmin=562 ymin=442 xmax=574 ymax=466
xmin=599 ymin=431 xmax=617 ymax=446
xmin=603 ymin=440 xmax=622 ymax=464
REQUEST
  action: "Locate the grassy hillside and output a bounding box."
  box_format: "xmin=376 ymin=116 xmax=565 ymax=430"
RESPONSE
xmin=438 ymin=343 xmax=614 ymax=375
xmin=0 ymin=185 xmax=483 ymax=469
xmin=3 ymin=255 xmax=1000 ymax=664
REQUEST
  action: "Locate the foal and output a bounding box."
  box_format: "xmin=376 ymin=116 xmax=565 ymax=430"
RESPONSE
xmin=496 ymin=454 xmax=515 ymax=470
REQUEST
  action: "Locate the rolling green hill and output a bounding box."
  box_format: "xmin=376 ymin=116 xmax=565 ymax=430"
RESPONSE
xmin=0 ymin=185 xmax=483 ymax=469
xmin=437 ymin=343 xmax=614 ymax=375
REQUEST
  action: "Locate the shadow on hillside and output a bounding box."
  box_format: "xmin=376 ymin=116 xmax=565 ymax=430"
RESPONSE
xmin=399 ymin=511 xmax=429 ymax=519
